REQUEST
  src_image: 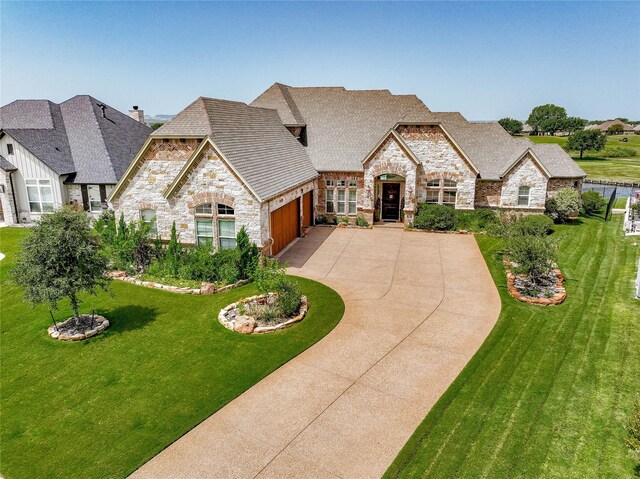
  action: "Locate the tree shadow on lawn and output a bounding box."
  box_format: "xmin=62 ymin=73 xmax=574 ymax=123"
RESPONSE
xmin=100 ymin=305 xmax=158 ymax=335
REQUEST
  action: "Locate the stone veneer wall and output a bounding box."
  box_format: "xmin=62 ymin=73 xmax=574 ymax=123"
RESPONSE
xmin=0 ymin=171 xmax=17 ymax=224
xmin=113 ymin=138 xmax=262 ymax=245
xmin=316 ymin=172 xmax=365 ymax=222
xmin=397 ymin=125 xmax=476 ymax=210
xmin=474 ymin=180 xmax=502 ymax=208
xmin=500 ymin=153 xmax=548 ymax=210
xmin=363 ymin=136 xmax=418 ymax=224
xmin=547 ymin=177 xmax=583 ymax=196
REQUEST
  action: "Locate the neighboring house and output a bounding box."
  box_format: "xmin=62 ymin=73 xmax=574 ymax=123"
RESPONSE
xmin=585 ymin=119 xmax=636 ymax=134
xmin=0 ymin=96 xmax=151 ymax=224
xmin=634 ymin=124 xmax=640 ymax=133
xmin=111 ymin=84 xmax=586 ymax=256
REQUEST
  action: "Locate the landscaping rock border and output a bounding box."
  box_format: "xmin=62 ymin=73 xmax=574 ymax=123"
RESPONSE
xmin=219 ymin=294 xmax=309 ymax=334
xmin=107 ymin=271 xmax=250 ymax=295
xmin=504 ymin=260 xmax=566 ymax=306
xmin=48 ymin=314 xmax=110 ymax=341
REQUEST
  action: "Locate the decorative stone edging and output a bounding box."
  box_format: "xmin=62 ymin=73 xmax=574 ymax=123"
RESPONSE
xmin=219 ymin=294 xmax=309 ymax=334
xmin=107 ymin=271 xmax=250 ymax=295
xmin=48 ymin=315 xmax=110 ymax=341
xmin=504 ymin=260 xmax=566 ymax=306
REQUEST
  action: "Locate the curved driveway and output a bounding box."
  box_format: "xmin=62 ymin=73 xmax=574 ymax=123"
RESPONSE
xmin=131 ymin=226 xmax=500 ymax=479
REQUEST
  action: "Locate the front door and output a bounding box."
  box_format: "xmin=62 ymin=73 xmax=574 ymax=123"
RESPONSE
xmin=381 ymin=183 xmax=401 ymax=221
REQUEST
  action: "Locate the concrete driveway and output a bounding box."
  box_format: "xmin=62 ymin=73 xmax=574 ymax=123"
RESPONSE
xmin=131 ymin=226 xmax=500 ymax=479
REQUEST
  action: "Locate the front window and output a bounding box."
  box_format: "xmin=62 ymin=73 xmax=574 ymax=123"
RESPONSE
xmin=325 ymin=180 xmax=334 ymax=187
xmin=87 ymin=185 xmax=102 ymax=212
xmin=326 ymin=189 xmax=334 ymax=213
xmin=425 ymin=178 xmax=457 ymax=206
xmin=196 ymin=219 xmax=213 ymax=246
xmin=337 ymin=180 xmax=346 ymax=187
xmin=217 ymin=204 xmax=234 ymax=215
xmin=348 ymin=189 xmax=357 ymax=215
xmin=337 ymin=189 xmax=346 ymax=214
xmin=518 ymin=186 xmax=531 ymax=206
xmin=195 ymin=203 xmax=212 ymax=215
xmin=140 ymin=208 xmax=157 ymax=234
xmin=218 ymin=219 xmax=236 ymax=249
xmin=26 ymin=179 xmax=54 ymax=212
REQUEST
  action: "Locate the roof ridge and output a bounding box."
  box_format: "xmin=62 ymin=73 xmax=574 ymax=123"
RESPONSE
xmin=275 ymin=84 xmax=305 ymax=125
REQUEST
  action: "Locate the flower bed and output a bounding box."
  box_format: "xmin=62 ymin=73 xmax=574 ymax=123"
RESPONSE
xmin=504 ymin=259 xmax=566 ymax=305
xmin=48 ymin=314 xmax=110 ymax=341
xmin=107 ymin=271 xmax=249 ymax=295
xmin=219 ymin=293 xmax=309 ymax=334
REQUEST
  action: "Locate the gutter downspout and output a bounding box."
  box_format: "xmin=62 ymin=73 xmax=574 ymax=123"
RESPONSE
xmin=8 ymin=170 xmax=19 ymax=224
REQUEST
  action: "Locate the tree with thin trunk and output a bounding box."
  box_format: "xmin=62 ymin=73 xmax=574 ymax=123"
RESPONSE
xmin=11 ymin=206 xmax=110 ymax=325
xmin=567 ymin=130 xmax=607 ymax=159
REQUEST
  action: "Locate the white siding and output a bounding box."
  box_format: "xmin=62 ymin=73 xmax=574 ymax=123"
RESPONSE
xmin=0 ymin=134 xmax=64 ymax=223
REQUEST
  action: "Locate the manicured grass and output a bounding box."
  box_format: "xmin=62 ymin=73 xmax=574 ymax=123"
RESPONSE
xmin=614 ymin=196 xmax=629 ymax=209
xmin=385 ymin=215 xmax=640 ymax=478
xmin=523 ymin=134 xmax=640 ymax=182
xmin=0 ymin=227 xmax=344 ymax=479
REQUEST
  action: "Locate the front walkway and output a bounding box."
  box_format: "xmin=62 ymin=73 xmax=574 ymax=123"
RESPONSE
xmin=130 ymin=227 xmax=500 ymax=478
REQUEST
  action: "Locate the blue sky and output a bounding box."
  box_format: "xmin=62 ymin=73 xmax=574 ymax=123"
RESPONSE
xmin=1 ymin=1 xmax=639 ymax=120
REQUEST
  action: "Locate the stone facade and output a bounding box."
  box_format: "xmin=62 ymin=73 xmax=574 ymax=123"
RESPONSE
xmin=0 ymin=171 xmax=17 ymax=224
xmin=474 ymin=180 xmax=502 ymax=208
xmin=500 ymin=153 xmax=548 ymax=210
xmin=113 ymin=138 xmax=263 ymax=245
xmin=547 ymin=177 xmax=583 ymax=196
xmin=316 ymin=172 xmax=365 ymax=222
xmin=398 ymin=125 xmax=477 ymax=210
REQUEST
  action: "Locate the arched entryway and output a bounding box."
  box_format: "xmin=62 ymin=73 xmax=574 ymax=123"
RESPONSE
xmin=375 ymin=174 xmax=405 ymax=222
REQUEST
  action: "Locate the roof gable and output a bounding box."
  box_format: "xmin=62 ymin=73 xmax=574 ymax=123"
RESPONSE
xmin=362 ymin=130 xmax=421 ymax=166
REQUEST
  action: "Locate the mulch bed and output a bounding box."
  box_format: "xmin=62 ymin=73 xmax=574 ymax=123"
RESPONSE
xmin=504 ymin=259 xmax=566 ymax=306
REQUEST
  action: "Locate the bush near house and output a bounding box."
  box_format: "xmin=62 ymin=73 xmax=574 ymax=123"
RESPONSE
xmin=545 ymin=188 xmax=582 ymax=224
xmin=412 ymin=204 xmax=499 ymax=232
xmin=95 ymin=214 xmax=260 ymax=286
xmin=508 ymin=214 xmax=555 ymax=237
xmin=581 ymin=190 xmax=607 ymax=215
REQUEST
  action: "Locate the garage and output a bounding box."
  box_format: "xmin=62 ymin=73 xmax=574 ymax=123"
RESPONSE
xmin=301 ymin=191 xmax=313 ymax=228
xmin=270 ymin=199 xmax=300 ymax=256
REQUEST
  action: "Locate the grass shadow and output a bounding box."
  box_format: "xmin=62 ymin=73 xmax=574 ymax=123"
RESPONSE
xmin=634 ymin=463 xmax=640 ymax=477
xmin=100 ymin=305 xmax=159 ymax=334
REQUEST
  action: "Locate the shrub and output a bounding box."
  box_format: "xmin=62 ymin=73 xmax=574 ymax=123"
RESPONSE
xmin=505 ymin=233 xmax=558 ymax=286
xmin=601 ymin=147 xmax=635 ymax=158
xmin=510 ymin=215 xmax=554 ymax=237
xmin=337 ymin=216 xmax=349 ymax=224
xmin=177 ymin=245 xmax=217 ymax=282
xmin=545 ymin=188 xmax=582 ymax=223
xmin=254 ymin=257 xmax=288 ymax=294
xmin=315 ymin=216 xmax=328 ymax=225
xmin=355 ymin=214 xmax=369 ymax=227
xmin=581 ymin=190 xmax=606 ymax=215
xmin=165 ymin=222 xmax=182 ymax=276
xmin=212 ymin=248 xmax=240 ymax=284
xmin=413 ymin=204 xmax=456 ymax=230
xmin=454 ymin=208 xmax=498 ymax=232
xmin=235 ymin=226 xmax=259 ymax=280
xmin=277 ymin=280 xmax=302 ymax=317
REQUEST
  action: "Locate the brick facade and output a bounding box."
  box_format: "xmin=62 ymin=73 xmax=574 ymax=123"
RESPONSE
xmin=316 ymin=171 xmax=365 ymax=222
xmin=547 ymin=177 xmax=583 ymax=196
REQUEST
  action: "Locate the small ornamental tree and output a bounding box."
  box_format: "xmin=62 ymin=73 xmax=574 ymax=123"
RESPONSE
xmin=11 ymin=206 xmax=110 ymax=324
xmin=545 ymin=188 xmax=582 ymax=223
xmin=581 ymin=190 xmax=606 ymax=215
xmin=166 ymin=221 xmax=182 ymax=276
xmin=608 ymin=123 xmax=624 ymax=135
xmin=505 ymin=232 xmax=558 ymax=286
xmin=498 ymin=117 xmax=523 ymax=136
xmin=235 ymin=226 xmax=259 ymax=280
xmin=567 ymin=130 xmax=606 ymax=159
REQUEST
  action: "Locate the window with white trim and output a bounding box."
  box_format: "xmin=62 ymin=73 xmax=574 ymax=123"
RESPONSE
xmin=337 ymin=189 xmax=346 ymax=213
xmin=87 ymin=185 xmax=102 ymax=212
xmin=348 ymin=189 xmax=357 ymax=215
xmin=348 ymin=180 xmax=357 ymax=188
xmin=195 ymin=219 xmax=214 ymax=246
xmin=217 ymin=204 xmax=234 ymax=215
xmin=518 ymin=186 xmax=531 ymax=206
xmin=425 ymin=179 xmax=457 ymax=206
xmin=325 ymin=180 xmax=334 ymax=187
xmin=337 ymin=180 xmax=346 ymax=187
xmin=25 ymin=179 xmax=54 ymax=212
xmin=218 ymin=219 xmax=236 ymax=249
xmin=326 ymin=189 xmax=334 ymax=213
xmin=140 ymin=209 xmax=157 ymax=234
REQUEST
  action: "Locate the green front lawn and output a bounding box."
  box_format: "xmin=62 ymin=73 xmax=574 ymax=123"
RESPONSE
xmin=0 ymin=227 xmax=344 ymax=479
xmin=385 ymin=215 xmax=640 ymax=478
xmin=523 ymin=134 xmax=640 ymax=182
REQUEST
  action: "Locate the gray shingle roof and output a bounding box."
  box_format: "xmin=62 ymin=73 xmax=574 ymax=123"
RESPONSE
xmin=252 ymin=84 xmax=429 ymax=171
xmin=0 ymin=154 xmax=17 ymax=172
xmin=0 ymin=96 xmax=152 ymax=183
xmin=252 ymin=83 xmax=584 ymax=179
xmin=154 ymin=97 xmax=318 ymax=201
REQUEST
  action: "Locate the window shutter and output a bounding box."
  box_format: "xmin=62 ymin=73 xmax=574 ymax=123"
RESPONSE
xmin=80 ymin=185 xmax=90 ymax=211
xmin=99 ymin=185 xmax=107 ymax=204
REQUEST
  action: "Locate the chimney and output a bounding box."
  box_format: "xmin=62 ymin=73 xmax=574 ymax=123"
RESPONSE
xmin=128 ymin=105 xmax=145 ymax=124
